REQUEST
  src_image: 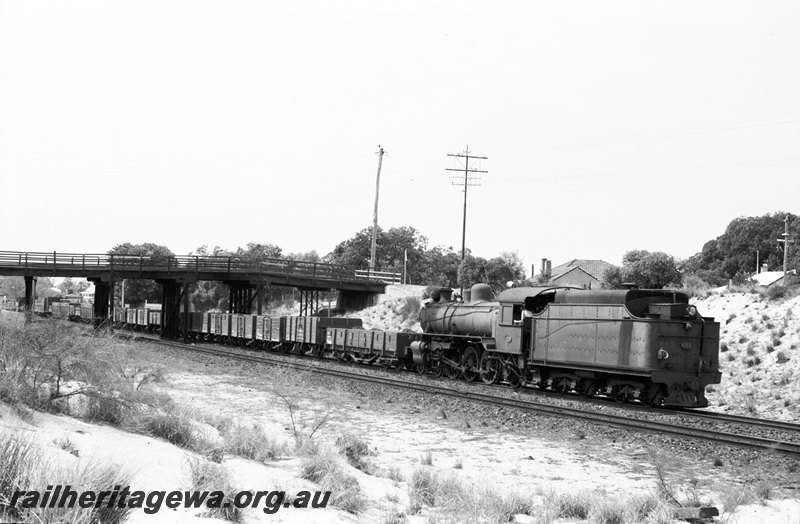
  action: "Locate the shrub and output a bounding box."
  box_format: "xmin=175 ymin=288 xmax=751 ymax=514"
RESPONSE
xmin=136 ymin=405 xmax=219 ymax=457
xmin=555 ymin=491 xmax=592 ymax=519
xmin=681 ymin=275 xmax=710 ymax=298
xmin=300 ymin=447 xmax=365 ymax=514
xmin=187 ymin=458 xmax=242 ymax=522
xmin=420 ymin=451 xmax=433 ymax=466
xmin=720 ymin=342 xmax=729 ymax=353
xmin=764 ymin=285 xmax=788 ymax=301
xmin=0 ymin=431 xmax=134 ymax=524
xmin=776 ymin=351 xmax=790 ymax=364
xmin=223 ymin=422 xmax=285 ymax=463
xmin=398 ymin=297 xmax=422 ymax=322
xmin=336 ymin=432 xmax=373 ymax=472
xmin=745 ymin=356 xmax=761 ymax=368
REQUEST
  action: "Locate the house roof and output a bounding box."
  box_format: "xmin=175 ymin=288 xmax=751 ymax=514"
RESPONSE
xmin=751 ymin=271 xmax=785 ymax=287
xmin=550 ymin=259 xmax=616 ymax=281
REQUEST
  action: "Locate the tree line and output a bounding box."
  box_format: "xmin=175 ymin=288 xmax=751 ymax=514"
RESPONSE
xmin=3 ymin=212 xmax=795 ymax=308
xmin=100 ymin=229 xmax=525 ymax=309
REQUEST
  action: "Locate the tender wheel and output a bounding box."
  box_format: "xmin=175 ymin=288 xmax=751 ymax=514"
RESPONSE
xmin=576 ymin=379 xmax=596 ymax=398
xmin=462 ymin=346 xmax=480 ymax=382
xmin=414 ymin=363 xmax=427 ymax=375
xmin=507 ymin=367 xmax=525 ymax=390
xmin=643 ymin=384 xmax=665 ymax=407
xmin=479 ymin=352 xmax=500 ymax=385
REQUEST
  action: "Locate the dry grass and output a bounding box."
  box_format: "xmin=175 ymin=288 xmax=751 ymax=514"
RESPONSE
xmin=0 ymin=431 xmax=135 ymax=524
xmin=336 ymin=432 xmax=373 ymax=473
xmin=187 ymin=457 xmax=242 ymax=522
xmin=222 ymin=421 xmax=286 ymax=463
xmin=299 ymin=446 xmax=366 ymax=514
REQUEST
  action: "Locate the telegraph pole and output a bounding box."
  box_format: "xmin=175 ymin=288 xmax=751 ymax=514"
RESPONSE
xmin=777 ymin=216 xmax=794 ymax=281
xmin=447 ymin=146 xmax=487 ymax=261
xmin=369 ymin=146 xmax=385 ymax=274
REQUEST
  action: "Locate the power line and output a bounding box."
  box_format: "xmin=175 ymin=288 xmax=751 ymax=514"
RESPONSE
xmin=446 ymin=146 xmax=487 ymax=261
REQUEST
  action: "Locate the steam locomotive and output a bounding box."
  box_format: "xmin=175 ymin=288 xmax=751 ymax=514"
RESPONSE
xmin=413 ymin=284 xmax=720 ymax=408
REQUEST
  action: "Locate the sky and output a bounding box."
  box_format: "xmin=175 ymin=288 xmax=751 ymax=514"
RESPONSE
xmin=1 ymin=0 xmax=798 ymax=279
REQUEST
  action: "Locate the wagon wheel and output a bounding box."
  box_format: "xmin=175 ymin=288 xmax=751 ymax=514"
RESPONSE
xmin=479 ymin=352 xmax=500 ymax=385
xmin=554 ymin=377 xmax=571 ymax=395
xmin=462 ymin=346 xmax=480 ymax=382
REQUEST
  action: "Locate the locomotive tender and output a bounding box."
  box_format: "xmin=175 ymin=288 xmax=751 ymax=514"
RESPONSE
xmin=36 ymin=282 xmax=720 ymax=408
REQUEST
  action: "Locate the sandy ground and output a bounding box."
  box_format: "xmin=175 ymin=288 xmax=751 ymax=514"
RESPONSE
xmin=5 ymin=340 xmax=798 ymax=523
xmin=694 ymin=291 xmax=800 ymax=422
xmin=2 ymin=287 xmax=800 ymax=523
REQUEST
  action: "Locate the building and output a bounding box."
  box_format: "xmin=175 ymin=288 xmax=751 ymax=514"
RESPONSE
xmin=751 ymin=271 xmax=788 ymax=288
xmin=536 ymin=258 xmax=617 ymax=289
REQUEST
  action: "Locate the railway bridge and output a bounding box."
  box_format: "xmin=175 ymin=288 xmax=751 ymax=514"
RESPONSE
xmin=0 ymin=250 xmax=386 ymax=338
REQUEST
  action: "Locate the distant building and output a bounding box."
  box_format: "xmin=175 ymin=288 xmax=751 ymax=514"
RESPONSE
xmin=750 ymin=271 xmax=788 ymax=288
xmin=535 ymin=258 xmax=617 ymax=289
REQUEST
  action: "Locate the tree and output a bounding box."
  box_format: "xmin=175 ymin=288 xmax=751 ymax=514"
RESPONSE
xmin=326 ymin=226 xmax=429 ymax=283
xmin=418 ymin=246 xmax=462 ymax=287
xmin=684 ymin=212 xmax=800 ymax=285
xmin=602 ymin=250 xmax=681 ymax=289
xmin=187 ymin=245 xmax=231 ymax=311
xmin=0 ymin=276 xmax=60 ymax=300
xmin=235 ymin=242 xmax=283 ymax=262
xmin=57 ymin=277 xmax=90 ymax=296
xmin=108 ymin=243 xmax=175 ymax=306
xmin=457 ymin=252 xmax=526 ymax=293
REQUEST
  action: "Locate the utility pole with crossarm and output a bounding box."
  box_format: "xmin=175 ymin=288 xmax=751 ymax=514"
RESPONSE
xmin=447 ymin=146 xmax=487 ymax=262
xmin=778 ymin=215 xmax=794 ymax=282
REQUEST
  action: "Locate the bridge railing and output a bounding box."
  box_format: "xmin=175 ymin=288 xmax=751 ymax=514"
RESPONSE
xmin=355 ymin=269 xmax=403 ymax=284
xmin=0 ymin=251 xmax=377 ymax=282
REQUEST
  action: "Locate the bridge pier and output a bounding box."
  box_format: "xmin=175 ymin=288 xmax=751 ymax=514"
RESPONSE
xmin=158 ymin=279 xmax=189 ymax=340
xmin=24 ymin=276 xmax=34 ymax=322
xmin=226 ymin=282 xmax=266 ymax=314
xmin=88 ymin=279 xmax=113 ymax=326
xmin=299 ymin=288 xmax=320 ymax=316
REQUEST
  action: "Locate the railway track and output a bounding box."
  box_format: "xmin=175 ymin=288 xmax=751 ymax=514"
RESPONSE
xmin=126 ymin=333 xmax=800 ymax=458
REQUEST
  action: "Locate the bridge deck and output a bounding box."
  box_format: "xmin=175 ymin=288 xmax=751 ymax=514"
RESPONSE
xmin=0 ymin=251 xmax=386 ymax=293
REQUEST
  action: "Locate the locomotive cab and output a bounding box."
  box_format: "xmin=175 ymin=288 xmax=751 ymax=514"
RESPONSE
xmin=494 ymin=287 xmax=578 ymax=354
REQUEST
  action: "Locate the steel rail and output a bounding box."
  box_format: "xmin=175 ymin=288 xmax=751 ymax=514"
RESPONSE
xmin=666 ymin=408 xmax=800 ymax=434
xmin=128 ymin=334 xmax=800 ymax=457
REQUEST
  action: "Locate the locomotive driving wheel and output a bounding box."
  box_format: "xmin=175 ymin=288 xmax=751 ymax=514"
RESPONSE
xmin=479 ymin=352 xmax=500 ymax=385
xmin=443 ymin=348 xmax=462 ymax=380
xmin=462 ymin=346 xmax=480 ymax=382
